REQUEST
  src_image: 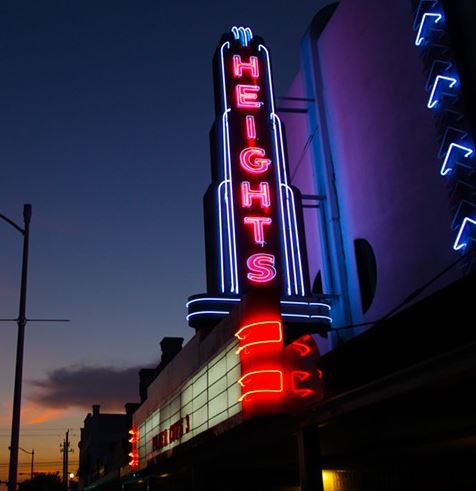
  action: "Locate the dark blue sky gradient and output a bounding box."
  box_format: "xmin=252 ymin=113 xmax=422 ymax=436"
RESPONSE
xmin=0 ymin=1 xmax=326 ymax=401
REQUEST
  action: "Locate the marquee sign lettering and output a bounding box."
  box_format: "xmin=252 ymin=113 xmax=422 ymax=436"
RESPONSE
xmin=151 ymin=415 xmax=191 ymax=452
xmin=188 ymin=26 xmax=332 ymax=331
xmin=214 ymin=27 xmax=300 ymax=295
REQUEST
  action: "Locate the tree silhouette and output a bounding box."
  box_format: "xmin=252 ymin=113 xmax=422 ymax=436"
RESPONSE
xmin=18 ymin=473 xmax=65 ymax=491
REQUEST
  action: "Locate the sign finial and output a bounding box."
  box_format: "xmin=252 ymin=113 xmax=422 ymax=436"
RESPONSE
xmin=231 ymin=26 xmax=253 ymax=47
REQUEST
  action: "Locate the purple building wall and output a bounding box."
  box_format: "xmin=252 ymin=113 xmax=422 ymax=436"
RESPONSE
xmin=280 ymin=0 xmax=464 ymax=350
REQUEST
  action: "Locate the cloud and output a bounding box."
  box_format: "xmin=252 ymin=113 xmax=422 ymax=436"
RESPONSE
xmin=0 ymin=399 xmax=62 ymax=427
xmin=30 ymin=364 xmax=145 ymax=411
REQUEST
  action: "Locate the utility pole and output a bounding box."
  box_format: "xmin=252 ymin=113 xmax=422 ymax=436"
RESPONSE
xmin=5 ymin=204 xmax=31 ymax=491
xmin=1 ymin=205 xmax=69 ymax=491
xmin=19 ymin=447 xmax=34 ymax=480
xmin=61 ymin=430 xmax=73 ymax=489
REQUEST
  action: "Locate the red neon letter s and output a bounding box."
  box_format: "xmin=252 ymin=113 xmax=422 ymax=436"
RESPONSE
xmin=236 ymin=85 xmax=261 ymax=109
xmin=247 ymin=253 xmax=277 ymax=283
xmin=241 ymin=182 xmax=271 ymax=208
xmin=240 ymin=147 xmax=271 ymax=174
xmin=233 ymin=55 xmax=259 ymax=78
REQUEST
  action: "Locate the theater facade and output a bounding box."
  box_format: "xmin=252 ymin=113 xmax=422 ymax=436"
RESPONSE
xmin=80 ymin=2 xmax=476 ymax=490
xmin=124 ymin=26 xmax=333 ymax=491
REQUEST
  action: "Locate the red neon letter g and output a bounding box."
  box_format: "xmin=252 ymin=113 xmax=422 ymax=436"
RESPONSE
xmin=240 ymin=147 xmax=271 ymax=174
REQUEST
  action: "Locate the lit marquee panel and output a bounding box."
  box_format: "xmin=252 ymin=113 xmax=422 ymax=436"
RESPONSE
xmin=134 ymin=341 xmax=242 ymax=467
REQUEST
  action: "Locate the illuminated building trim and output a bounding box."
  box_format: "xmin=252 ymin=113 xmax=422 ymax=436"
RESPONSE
xmin=231 ymin=26 xmax=253 ymax=47
xmin=415 ymin=12 xmax=443 ymax=46
xmin=414 ymin=3 xmax=475 ymax=256
xmin=128 ymin=427 xmax=139 ymax=468
xmin=186 ymin=297 xmax=241 ymax=308
xmin=186 ymin=310 xmax=230 ymax=321
xmin=219 ymin=42 xmax=239 ymax=294
xmin=235 ymin=320 xmax=283 ymax=354
xmin=310 ymin=315 xmax=333 ymax=322
xmin=453 ymin=217 xmax=476 ymax=251
xmin=291 ymin=371 xmax=315 ymax=398
xmin=238 ymin=369 xmax=284 ymax=402
xmin=259 ymin=43 xmax=306 ymax=296
xmin=259 ymin=45 xmax=293 ymax=295
xmin=283 ymin=313 xmax=333 ymax=322
xmin=186 ymin=294 xmax=332 ymax=329
xmin=440 ymin=143 xmax=474 ymax=176
xmin=427 ymin=75 xmax=457 ymax=109
xmin=281 ymin=300 xmax=332 ymax=311
xmin=289 ymin=337 xmax=312 ymax=357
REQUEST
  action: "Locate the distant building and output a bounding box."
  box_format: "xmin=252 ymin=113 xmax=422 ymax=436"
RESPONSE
xmin=77 ymin=403 xmax=137 ymax=491
xmin=77 ymin=338 xmax=183 ymax=491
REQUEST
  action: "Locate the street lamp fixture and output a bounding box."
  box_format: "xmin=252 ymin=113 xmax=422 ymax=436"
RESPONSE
xmin=0 ymin=204 xmax=32 ymax=491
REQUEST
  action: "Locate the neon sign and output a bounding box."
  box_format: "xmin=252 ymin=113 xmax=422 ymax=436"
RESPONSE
xmin=227 ymin=41 xmax=282 ymax=290
xmin=413 ymin=1 xmax=476 ymax=255
xmin=415 ymin=12 xmax=442 ymax=47
xmin=206 ymin=26 xmax=311 ymax=298
xmin=128 ymin=427 xmax=139 ymax=468
xmin=234 ymin=291 xmax=323 ymax=418
xmin=187 ymin=26 xmax=334 ymax=330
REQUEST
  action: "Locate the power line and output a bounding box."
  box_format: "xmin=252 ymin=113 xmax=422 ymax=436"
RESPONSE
xmin=291 ymin=126 xmax=319 ymax=182
xmin=0 ymin=436 xmax=78 ymax=440
xmin=0 ymin=462 xmax=79 ymax=467
xmin=330 ymin=247 xmax=475 ymax=333
xmin=0 ymin=427 xmax=80 ymax=430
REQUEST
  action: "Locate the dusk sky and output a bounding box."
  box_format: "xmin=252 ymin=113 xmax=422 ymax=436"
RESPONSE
xmin=0 ymin=0 xmax=329 ymax=485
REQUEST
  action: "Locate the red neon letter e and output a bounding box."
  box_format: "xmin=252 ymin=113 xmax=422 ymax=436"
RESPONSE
xmin=236 ymin=85 xmax=261 ymax=109
xmin=233 ymin=55 xmax=259 ymax=78
xmin=247 ymin=253 xmax=277 ymax=283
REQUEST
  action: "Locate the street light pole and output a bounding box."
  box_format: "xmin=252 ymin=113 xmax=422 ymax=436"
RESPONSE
xmin=0 ymin=204 xmax=32 ymax=491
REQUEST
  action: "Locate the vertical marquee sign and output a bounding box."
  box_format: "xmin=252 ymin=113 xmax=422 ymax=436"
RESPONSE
xmin=216 ymin=27 xmax=285 ymax=293
xmin=188 ymin=27 xmax=332 ymax=331
xmin=132 ymin=28 xmax=333 ymax=468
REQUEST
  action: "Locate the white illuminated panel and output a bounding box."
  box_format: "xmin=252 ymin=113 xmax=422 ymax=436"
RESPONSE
xmin=137 ymin=340 xmax=242 ymax=466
